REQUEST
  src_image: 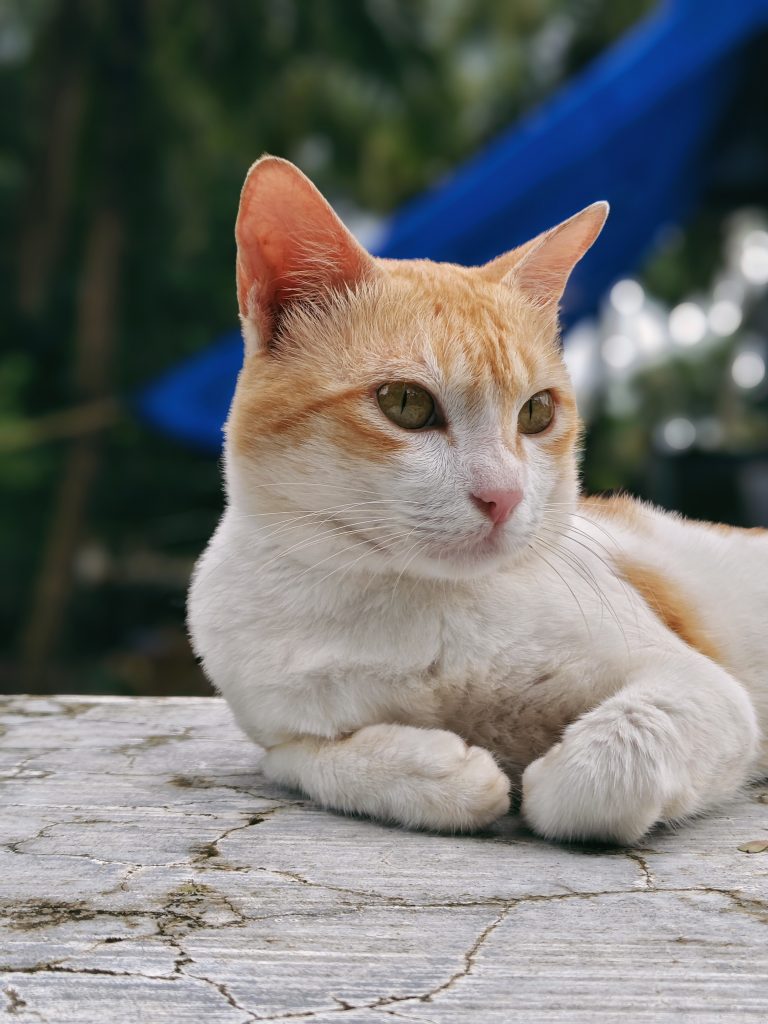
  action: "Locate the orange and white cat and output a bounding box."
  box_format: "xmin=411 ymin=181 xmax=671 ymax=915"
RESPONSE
xmin=188 ymin=156 xmax=767 ymax=843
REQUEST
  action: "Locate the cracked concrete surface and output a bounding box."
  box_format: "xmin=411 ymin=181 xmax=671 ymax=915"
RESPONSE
xmin=1 ymin=696 xmax=767 ymax=1023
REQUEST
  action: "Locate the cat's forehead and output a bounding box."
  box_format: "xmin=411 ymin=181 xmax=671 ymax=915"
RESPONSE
xmin=370 ymin=258 xmax=562 ymax=403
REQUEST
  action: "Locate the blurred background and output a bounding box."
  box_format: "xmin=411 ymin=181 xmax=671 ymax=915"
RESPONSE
xmin=2 ymin=0 xmax=768 ymax=698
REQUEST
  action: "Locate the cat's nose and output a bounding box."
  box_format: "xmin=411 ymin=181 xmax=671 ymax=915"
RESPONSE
xmin=470 ymin=488 xmax=523 ymax=525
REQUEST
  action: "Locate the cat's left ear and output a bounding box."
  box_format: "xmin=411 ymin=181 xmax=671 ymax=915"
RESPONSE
xmin=482 ymin=202 xmax=609 ymax=309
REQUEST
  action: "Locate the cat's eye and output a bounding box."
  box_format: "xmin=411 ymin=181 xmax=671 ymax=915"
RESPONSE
xmin=376 ymin=382 xmax=438 ymax=430
xmin=518 ymin=390 xmax=555 ymax=434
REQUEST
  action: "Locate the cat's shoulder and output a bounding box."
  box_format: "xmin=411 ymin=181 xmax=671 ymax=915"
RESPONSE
xmin=580 ymin=492 xmax=665 ymax=533
xmin=581 ymin=491 xmax=768 ymax=544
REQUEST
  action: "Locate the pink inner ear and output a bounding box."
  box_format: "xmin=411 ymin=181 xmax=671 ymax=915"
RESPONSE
xmin=235 ymin=157 xmax=375 ymax=338
xmin=498 ymin=202 xmax=609 ymax=308
xmin=479 ymin=235 xmax=543 ymax=283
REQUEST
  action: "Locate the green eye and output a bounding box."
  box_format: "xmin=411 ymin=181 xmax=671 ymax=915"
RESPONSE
xmin=518 ymin=390 xmax=555 ymax=434
xmin=376 ymin=382 xmax=438 ymax=430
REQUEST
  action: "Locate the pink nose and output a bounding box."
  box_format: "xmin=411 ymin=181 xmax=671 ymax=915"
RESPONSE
xmin=471 ymin=488 xmax=523 ymax=526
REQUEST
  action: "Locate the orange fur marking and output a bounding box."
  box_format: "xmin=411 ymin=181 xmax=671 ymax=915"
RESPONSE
xmin=381 ymin=259 xmax=561 ymax=412
xmin=702 ymin=520 xmax=768 ymax=538
xmin=229 ymin=356 xmax=404 ymax=461
xmin=230 ymin=214 xmax=587 ymax=477
xmin=582 ymin=493 xmax=652 ymax=532
xmin=616 ymin=557 xmax=722 ymax=665
xmin=541 ymin=419 xmax=580 ymax=460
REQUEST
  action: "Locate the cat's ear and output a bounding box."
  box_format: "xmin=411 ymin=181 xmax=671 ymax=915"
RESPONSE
xmin=235 ymin=156 xmax=377 ymax=353
xmin=483 ymin=202 xmax=609 ymax=309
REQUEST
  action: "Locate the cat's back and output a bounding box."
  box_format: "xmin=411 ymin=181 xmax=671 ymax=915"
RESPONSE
xmin=581 ymin=494 xmax=768 ymax=696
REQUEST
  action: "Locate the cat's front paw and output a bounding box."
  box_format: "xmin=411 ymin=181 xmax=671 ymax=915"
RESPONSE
xmin=520 ymin=702 xmax=677 ymax=845
xmin=350 ymin=725 xmax=511 ymax=833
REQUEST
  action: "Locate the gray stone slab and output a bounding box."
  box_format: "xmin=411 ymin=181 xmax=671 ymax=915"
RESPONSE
xmin=1 ymin=695 xmax=766 ymax=1023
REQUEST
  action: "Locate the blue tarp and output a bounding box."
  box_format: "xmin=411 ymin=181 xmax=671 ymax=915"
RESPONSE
xmin=138 ymin=0 xmax=768 ymax=452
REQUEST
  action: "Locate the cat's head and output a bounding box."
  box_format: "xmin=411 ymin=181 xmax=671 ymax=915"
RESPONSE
xmin=226 ymin=156 xmax=607 ymax=581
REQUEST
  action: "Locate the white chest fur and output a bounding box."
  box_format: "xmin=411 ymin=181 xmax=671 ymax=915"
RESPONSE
xmin=188 ymin=507 xmax=644 ymax=775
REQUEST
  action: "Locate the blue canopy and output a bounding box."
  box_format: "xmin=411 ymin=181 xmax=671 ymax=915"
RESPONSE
xmin=138 ymin=0 xmax=768 ymax=452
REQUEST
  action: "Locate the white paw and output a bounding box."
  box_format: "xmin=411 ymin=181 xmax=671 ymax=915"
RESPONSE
xmin=348 ymin=725 xmax=511 ymax=833
xmin=521 ymin=703 xmax=676 ymax=845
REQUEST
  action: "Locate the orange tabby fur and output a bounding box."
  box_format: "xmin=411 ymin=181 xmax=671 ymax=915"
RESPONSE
xmin=230 ymin=261 xmax=579 ymax=480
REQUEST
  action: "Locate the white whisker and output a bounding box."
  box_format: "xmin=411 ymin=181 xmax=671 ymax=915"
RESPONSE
xmin=529 ymin=541 xmax=591 ymax=638
xmin=303 ymin=528 xmax=419 ymax=593
xmin=252 ymin=511 xmax=409 ymax=547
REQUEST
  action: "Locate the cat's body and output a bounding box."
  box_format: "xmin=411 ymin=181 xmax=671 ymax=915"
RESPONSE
xmin=188 ymin=156 xmax=766 ymax=843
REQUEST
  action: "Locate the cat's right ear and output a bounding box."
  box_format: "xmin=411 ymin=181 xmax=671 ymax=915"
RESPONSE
xmin=235 ymin=156 xmax=377 ymax=354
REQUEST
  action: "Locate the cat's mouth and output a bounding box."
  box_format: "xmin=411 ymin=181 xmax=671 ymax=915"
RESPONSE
xmin=332 ymin=515 xmax=508 ymax=562
xmin=331 ymin=517 xmax=524 ymax=576
xmin=422 ymin=524 xmax=516 ymax=565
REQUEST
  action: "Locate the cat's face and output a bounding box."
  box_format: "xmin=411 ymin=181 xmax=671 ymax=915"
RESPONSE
xmin=226 ymin=157 xmax=606 ymax=581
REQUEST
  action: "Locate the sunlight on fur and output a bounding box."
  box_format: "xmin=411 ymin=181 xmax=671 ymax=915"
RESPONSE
xmin=188 ymin=156 xmax=767 ymax=844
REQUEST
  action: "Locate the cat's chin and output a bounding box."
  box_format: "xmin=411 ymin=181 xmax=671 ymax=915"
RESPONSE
xmin=387 ymin=529 xmax=531 ymax=582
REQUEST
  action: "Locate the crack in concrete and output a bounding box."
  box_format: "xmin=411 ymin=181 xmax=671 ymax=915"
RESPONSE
xmin=625 ymin=849 xmax=655 ymax=888
xmin=114 ymin=863 xmax=145 ymax=895
xmin=254 ymin=867 xmax=417 ymax=907
xmin=153 ymin=893 xmax=259 ymax=1024
xmin=188 ymin=807 xmax=293 ymax=870
xmin=390 ymin=904 xmax=511 ymax=1006
xmin=7 ymin=882 xmax=763 ymax=941
xmin=115 ymin=727 xmax=194 ymax=756
xmin=3 ymin=985 xmax=26 ymax=1014
xmin=0 ymin=965 xmax=171 ymax=980
xmin=163 ymin=881 xmax=248 ymax=932
xmin=245 ymin=904 xmax=511 ymax=1022
xmin=2 ymin=769 xmax=56 ymax=784
xmin=231 ymin=885 xmax=768 ymax=1022
xmin=180 ymin=965 xmax=260 ymax=1023
xmin=54 ymin=701 xmax=97 ymax=719
xmin=719 ymin=889 xmax=768 ymax=925
xmin=169 ymin=774 xmax=301 ymax=804
xmin=382 ymin=1009 xmax=439 ymax=1024
xmin=5 ymin=821 xmax=65 ymax=857
xmin=3 ymin=880 xmax=247 ymax=940
xmin=247 ymin=864 xmax=669 ymax=912
xmin=2 ymin=984 xmax=46 ymax=1022
xmin=115 ymin=728 xmax=196 ymax=771
xmin=4 ymin=806 xmax=296 ymax=873
xmin=0 ymin=699 xmax=91 ymax=720
xmin=0 ymin=751 xmax=54 ymax=785
xmin=3 ymin=883 xmax=765 ymax=1022
xmin=2 ymin=884 xmax=258 ymax=1022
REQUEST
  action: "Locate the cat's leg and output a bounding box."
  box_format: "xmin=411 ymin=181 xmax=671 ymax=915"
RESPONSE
xmin=521 ymin=650 xmax=761 ymax=844
xmin=261 ymin=724 xmax=510 ymax=831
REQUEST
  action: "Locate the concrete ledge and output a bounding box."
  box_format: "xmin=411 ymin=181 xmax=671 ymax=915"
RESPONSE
xmin=1 ymin=695 xmax=767 ymax=1022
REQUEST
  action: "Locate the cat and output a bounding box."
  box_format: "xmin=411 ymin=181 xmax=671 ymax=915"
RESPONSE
xmin=187 ymin=155 xmax=767 ymax=844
